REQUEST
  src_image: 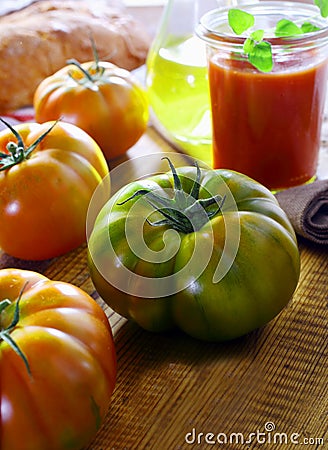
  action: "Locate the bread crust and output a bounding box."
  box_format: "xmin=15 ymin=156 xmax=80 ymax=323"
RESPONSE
xmin=0 ymin=0 xmax=150 ymax=113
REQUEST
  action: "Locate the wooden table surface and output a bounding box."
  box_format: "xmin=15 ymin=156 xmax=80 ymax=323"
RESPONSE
xmin=1 ymin=124 xmax=326 ymax=449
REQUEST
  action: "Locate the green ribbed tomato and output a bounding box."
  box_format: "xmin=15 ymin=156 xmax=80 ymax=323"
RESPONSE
xmin=87 ymin=158 xmax=300 ymax=341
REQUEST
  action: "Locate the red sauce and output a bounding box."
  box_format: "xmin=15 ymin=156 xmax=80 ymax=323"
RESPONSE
xmin=209 ymin=55 xmax=328 ymax=190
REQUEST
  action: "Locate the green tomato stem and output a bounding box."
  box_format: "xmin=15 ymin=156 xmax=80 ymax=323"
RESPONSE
xmin=118 ymin=158 xmax=226 ymax=234
xmin=0 ymin=284 xmax=31 ymax=376
xmin=0 ymin=118 xmax=59 ymax=171
xmin=66 ymin=37 xmax=104 ymax=86
xmin=67 ymin=59 xmax=95 ymax=83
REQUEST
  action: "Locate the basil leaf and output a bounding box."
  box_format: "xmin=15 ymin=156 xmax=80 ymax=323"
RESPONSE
xmin=228 ymin=9 xmax=255 ymax=35
xmin=315 ymin=0 xmax=328 ymax=18
xmin=275 ymin=19 xmax=303 ymax=37
xmin=249 ymin=41 xmax=273 ymax=73
xmin=243 ymin=37 xmax=256 ymax=54
xmin=301 ymin=21 xmax=321 ymax=33
xmin=250 ymin=29 xmax=265 ymax=41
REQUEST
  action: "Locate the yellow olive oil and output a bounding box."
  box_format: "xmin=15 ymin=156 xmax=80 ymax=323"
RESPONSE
xmin=146 ymin=35 xmax=212 ymax=166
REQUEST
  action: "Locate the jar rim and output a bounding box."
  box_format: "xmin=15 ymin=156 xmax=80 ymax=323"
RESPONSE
xmin=196 ymin=1 xmax=328 ymax=47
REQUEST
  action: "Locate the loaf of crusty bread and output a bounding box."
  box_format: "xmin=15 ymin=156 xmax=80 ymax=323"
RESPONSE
xmin=0 ymin=0 xmax=151 ymax=113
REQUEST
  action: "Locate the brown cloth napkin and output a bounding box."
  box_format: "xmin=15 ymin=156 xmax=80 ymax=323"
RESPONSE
xmin=275 ymin=179 xmax=328 ymax=245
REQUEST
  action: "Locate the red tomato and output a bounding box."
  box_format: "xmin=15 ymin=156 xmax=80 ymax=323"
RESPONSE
xmin=33 ymin=60 xmax=149 ymax=160
xmin=0 ymin=120 xmax=109 ymax=260
xmin=0 ymin=268 xmax=116 ymax=450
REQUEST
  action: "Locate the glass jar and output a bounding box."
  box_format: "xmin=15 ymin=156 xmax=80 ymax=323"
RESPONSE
xmin=196 ymin=1 xmax=328 ymax=190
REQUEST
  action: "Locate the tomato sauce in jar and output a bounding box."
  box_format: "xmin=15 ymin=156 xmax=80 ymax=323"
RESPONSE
xmin=209 ymin=55 xmax=328 ymax=190
xmin=196 ymin=2 xmax=328 ymax=190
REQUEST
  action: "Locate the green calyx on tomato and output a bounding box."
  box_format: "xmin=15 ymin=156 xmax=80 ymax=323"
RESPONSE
xmin=119 ymin=158 xmax=226 ymax=233
xmin=0 ymin=285 xmax=30 ymax=375
xmin=0 ymin=117 xmax=58 ymax=171
xmin=66 ymin=58 xmax=105 ymax=89
xmin=66 ymin=39 xmax=107 ymax=89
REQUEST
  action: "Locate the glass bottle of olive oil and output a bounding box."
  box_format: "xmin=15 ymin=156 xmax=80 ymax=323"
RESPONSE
xmin=146 ymin=0 xmax=221 ymax=167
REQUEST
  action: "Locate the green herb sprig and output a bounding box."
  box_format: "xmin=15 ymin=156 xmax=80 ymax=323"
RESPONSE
xmin=228 ymin=0 xmax=328 ymax=72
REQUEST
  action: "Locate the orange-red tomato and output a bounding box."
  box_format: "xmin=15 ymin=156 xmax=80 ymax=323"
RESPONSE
xmin=0 ymin=268 xmax=116 ymax=450
xmin=0 ymin=120 xmax=109 ymax=260
xmin=33 ymin=61 xmax=149 ymax=160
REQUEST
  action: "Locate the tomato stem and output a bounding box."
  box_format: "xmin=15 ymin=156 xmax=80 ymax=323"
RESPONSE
xmin=66 ymin=38 xmax=105 ymax=86
xmin=67 ymin=59 xmax=95 ymax=83
xmin=0 ymin=118 xmax=59 ymax=171
xmin=67 ymin=61 xmax=104 ymax=88
xmin=90 ymin=34 xmax=102 ymax=74
xmin=118 ymin=158 xmax=226 ymax=234
xmin=0 ymin=283 xmax=31 ymax=375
